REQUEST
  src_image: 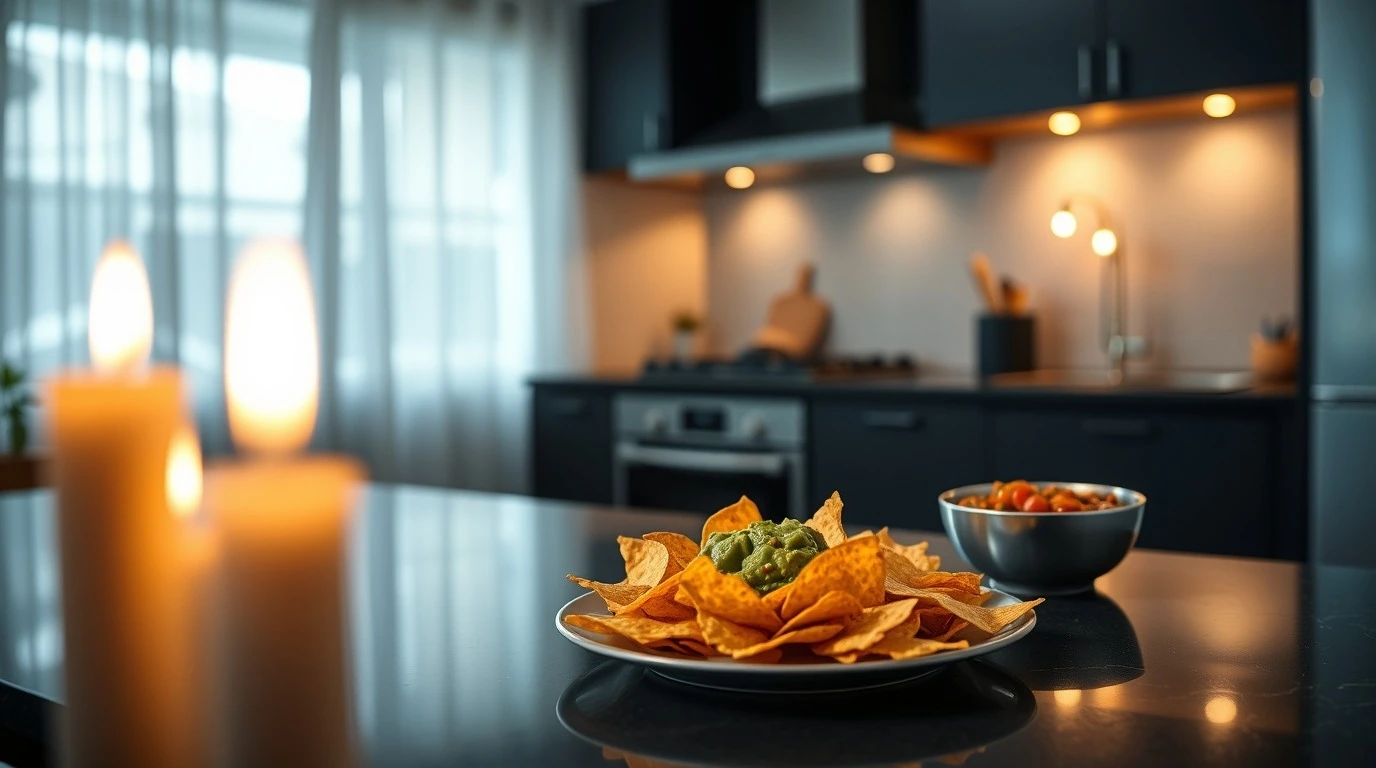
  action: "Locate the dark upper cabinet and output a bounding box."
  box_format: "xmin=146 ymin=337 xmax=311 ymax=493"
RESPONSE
xmin=582 ymin=0 xmax=756 ymax=172
xmin=1102 ymin=0 xmax=1303 ymax=100
xmin=990 ymin=408 xmax=1275 ymax=558
xmin=922 ymin=0 xmax=1098 ymax=127
xmin=532 ymin=387 xmax=613 ymax=504
xmin=922 ymin=0 xmax=1304 ymax=128
xmin=810 ymin=400 xmax=984 ymax=533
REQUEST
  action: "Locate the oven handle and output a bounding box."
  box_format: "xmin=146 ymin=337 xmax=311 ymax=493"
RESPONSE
xmin=616 ymin=443 xmax=789 ymax=476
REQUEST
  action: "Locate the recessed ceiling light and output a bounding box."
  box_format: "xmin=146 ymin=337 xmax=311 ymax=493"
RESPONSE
xmin=1202 ymin=93 xmax=1236 ymax=118
xmin=862 ymin=153 xmax=895 ymax=174
xmin=1048 ymin=111 xmax=1081 ymax=136
xmin=724 ymin=166 xmax=755 ymax=189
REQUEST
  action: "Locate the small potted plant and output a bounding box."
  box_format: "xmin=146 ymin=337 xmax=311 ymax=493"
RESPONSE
xmin=1 ymin=360 xmax=40 ymax=491
xmin=671 ymin=310 xmax=701 ymax=361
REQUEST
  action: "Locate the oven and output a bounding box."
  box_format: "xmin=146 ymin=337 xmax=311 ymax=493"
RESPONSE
xmin=613 ymin=394 xmax=806 ymax=520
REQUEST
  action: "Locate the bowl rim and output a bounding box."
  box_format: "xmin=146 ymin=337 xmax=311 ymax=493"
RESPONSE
xmin=939 ymin=481 xmax=1146 ymax=518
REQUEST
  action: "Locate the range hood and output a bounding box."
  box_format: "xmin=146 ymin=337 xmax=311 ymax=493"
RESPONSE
xmin=626 ymin=0 xmax=989 ymax=182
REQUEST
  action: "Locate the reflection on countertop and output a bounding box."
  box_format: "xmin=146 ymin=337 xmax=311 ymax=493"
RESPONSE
xmin=1 ymin=487 xmax=1373 ymax=766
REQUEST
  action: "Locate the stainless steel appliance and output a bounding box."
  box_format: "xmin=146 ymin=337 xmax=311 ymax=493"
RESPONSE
xmin=1310 ymin=0 xmax=1376 ymax=567
xmin=614 ymin=394 xmax=806 ymax=519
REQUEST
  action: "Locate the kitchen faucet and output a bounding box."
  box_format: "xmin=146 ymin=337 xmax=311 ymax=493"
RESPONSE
xmin=1051 ymin=194 xmax=1129 ymax=379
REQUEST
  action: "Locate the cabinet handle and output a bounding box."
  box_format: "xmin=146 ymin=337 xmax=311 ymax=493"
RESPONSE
xmin=1106 ymin=40 xmax=1122 ymax=96
xmin=1077 ymin=44 xmax=1093 ymax=99
xmin=642 ymin=112 xmax=661 ymax=150
xmin=550 ymin=397 xmax=586 ymax=417
xmin=862 ymin=411 xmax=925 ymax=430
xmin=1081 ymin=418 xmax=1151 ymax=438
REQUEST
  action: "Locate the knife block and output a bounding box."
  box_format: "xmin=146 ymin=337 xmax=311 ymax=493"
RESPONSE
xmin=978 ymin=315 xmax=1036 ymax=378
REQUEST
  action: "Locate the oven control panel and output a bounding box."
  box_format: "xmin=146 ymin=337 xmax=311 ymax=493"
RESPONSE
xmin=614 ymin=394 xmax=805 ymax=448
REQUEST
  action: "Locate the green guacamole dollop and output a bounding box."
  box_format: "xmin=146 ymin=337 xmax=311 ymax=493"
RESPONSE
xmin=703 ymin=519 xmax=828 ymax=595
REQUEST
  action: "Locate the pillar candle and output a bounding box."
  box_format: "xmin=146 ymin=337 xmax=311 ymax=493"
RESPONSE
xmin=43 ymin=241 xmax=206 ymax=767
xmin=208 ymin=238 xmax=366 ymax=767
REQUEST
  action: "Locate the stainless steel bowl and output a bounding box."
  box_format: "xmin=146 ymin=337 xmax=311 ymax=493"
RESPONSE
xmin=939 ymin=482 xmax=1145 ymax=596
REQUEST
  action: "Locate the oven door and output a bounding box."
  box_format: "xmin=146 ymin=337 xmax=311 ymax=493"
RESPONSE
xmin=614 ymin=443 xmax=804 ymax=520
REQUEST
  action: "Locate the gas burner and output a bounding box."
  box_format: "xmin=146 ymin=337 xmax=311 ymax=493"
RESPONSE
xmin=640 ymin=351 xmax=917 ymax=384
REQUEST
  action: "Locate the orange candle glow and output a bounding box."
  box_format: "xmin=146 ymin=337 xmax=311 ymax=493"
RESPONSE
xmin=208 ymin=238 xmax=364 ymax=767
xmin=44 ymin=240 xmax=208 ymax=767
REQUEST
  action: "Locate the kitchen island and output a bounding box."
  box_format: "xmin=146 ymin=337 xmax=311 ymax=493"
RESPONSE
xmin=0 ymin=486 xmax=1370 ymax=766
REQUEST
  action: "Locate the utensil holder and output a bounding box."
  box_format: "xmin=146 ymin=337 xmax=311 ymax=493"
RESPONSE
xmin=978 ymin=315 xmax=1036 ymax=378
xmin=1250 ymin=332 xmax=1297 ymax=382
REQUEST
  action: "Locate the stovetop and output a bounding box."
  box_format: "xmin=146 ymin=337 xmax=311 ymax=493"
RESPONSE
xmin=640 ymin=352 xmax=917 ymax=384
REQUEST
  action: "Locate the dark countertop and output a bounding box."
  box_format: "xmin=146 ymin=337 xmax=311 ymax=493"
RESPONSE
xmin=529 ymin=372 xmax=1299 ymax=408
xmin=2 ymin=486 xmax=1372 ymax=766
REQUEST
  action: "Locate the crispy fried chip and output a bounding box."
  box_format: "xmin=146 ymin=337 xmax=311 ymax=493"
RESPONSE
xmin=805 ymin=491 xmax=848 ymax=549
xmin=864 ymin=635 xmax=970 ymax=661
xmin=676 ymin=638 xmax=721 ymax=657
xmin=877 ymin=527 xmax=941 ymax=571
xmin=731 ymin=623 xmax=846 ymax=659
xmin=812 ymin=598 xmax=918 ymax=657
xmin=678 ymin=556 xmax=783 ymax=633
xmin=699 ymin=496 xmax=764 ymax=549
xmin=777 ymin=590 xmax=864 ymax=634
xmin=618 ymin=572 xmax=696 ymax=621
xmin=619 ymin=536 xmax=674 ymax=586
xmin=695 ymin=610 xmax=770 ymax=653
xmin=761 ymin=582 xmax=793 ymax=613
xmin=563 ymin=614 xmax=704 ymax=647
xmin=643 ymin=532 xmax=702 ymax=571
xmin=566 ymin=577 xmax=650 ymax=612
xmin=884 ymin=586 xmax=1043 ymax=635
xmin=780 ymin=536 xmax=885 ymax=620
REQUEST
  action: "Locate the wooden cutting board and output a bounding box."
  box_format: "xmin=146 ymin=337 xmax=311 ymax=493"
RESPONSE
xmin=752 ymin=263 xmax=831 ymax=359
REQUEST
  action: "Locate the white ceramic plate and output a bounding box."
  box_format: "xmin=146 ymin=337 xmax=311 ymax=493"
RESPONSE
xmin=555 ymin=589 xmax=1037 ymax=693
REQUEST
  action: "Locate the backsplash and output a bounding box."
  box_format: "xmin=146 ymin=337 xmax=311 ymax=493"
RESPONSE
xmin=703 ymin=109 xmax=1298 ymax=373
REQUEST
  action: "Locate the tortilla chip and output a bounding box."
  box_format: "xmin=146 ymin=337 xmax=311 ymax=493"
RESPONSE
xmin=868 ymin=635 xmax=970 ymax=661
xmin=884 ymin=586 xmax=1043 ymax=636
xmin=643 ymin=532 xmax=702 ymax=571
xmin=762 ymin=582 xmax=793 ymax=613
xmin=566 ymin=577 xmax=650 ymax=612
xmin=619 ymin=572 xmax=696 ymax=621
xmin=813 ymin=599 xmax=918 ymax=656
xmin=619 ymin=536 xmax=673 ymax=586
xmin=564 ymin=614 xmax=704 ymax=647
xmin=877 ymin=528 xmax=941 ymax=571
xmin=777 ymin=590 xmax=864 ymax=634
xmin=805 ymin=491 xmax=847 ymax=548
xmin=780 ymin=536 xmax=885 ymax=620
xmin=676 ymin=638 xmax=722 ymax=657
xmin=699 ymin=496 xmax=763 ymax=549
xmin=731 ymin=623 xmax=845 ymax=659
xmin=695 ymin=610 xmax=770 ymax=653
xmin=678 ymin=556 xmax=783 ymax=633
xmin=929 ymin=619 xmax=971 ymax=642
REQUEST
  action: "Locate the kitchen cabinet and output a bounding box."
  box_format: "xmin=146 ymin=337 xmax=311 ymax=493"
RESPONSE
xmin=1102 ymin=0 xmax=1303 ymax=101
xmin=582 ymin=0 xmax=755 ymax=172
xmin=532 ymin=387 xmax=613 ymax=504
xmin=921 ymin=0 xmax=1304 ymax=127
xmin=922 ymin=0 xmax=1098 ymax=127
xmin=990 ymin=407 xmax=1274 ymax=558
xmin=810 ymin=401 xmax=984 ymax=532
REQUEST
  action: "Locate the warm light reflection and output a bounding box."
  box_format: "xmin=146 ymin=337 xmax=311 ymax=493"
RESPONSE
xmin=1091 ymin=228 xmax=1119 ymax=257
xmin=1048 ymin=111 xmax=1081 ymax=136
xmin=1310 ymin=78 xmax=1324 ymax=98
xmin=88 ymin=239 xmax=153 ymax=375
xmin=724 ymin=166 xmax=755 ymax=189
xmin=1053 ymin=689 xmax=1082 ymax=706
xmin=224 ymin=239 xmax=320 ymax=455
xmin=1050 ymin=209 xmax=1078 ymax=238
xmin=862 ymin=153 xmax=895 ymax=174
xmin=1202 ymin=93 xmax=1236 ymax=118
xmin=1205 ymin=695 xmax=1237 ymax=724
xmin=166 ymin=426 xmax=203 ymax=518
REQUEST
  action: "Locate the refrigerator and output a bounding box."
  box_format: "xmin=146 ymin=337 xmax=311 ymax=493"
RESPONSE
xmin=1310 ymin=0 xmax=1376 ymax=567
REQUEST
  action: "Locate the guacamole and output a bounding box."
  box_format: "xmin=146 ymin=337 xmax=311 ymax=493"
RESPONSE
xmin=703 ymin=519 xmax=828 ymax=594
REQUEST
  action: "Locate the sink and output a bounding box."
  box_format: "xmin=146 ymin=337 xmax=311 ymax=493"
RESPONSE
xmin=987 ymin=369 xmax=1256 ymax=394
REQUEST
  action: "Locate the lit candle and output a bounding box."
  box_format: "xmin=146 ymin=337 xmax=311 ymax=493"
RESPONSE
xmin=208 ymin=238 xmax=364 ymax=767
xmin=44 ymin=239 xmax=206 ymax=766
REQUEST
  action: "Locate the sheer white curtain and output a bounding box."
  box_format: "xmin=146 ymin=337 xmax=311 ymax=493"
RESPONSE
xmin=2 ymin=0 xmax=315 ymax=454
xmin=305 ymin=0 xmax=587 ymax=491
xmin=2 ymin=0 xmax=586 ymax=491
